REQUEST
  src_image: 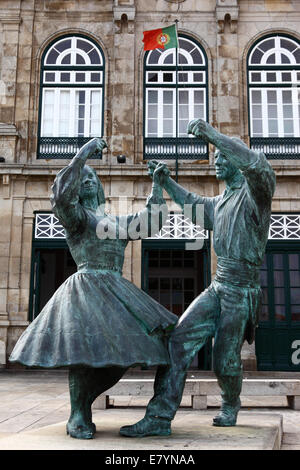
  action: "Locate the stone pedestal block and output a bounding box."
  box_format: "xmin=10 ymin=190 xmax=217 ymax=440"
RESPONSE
xmin=287 ymin=396 xmax=300 ymax=410
xmin=192 ymin=395 xmax=207 ymax=410
xmin=0 ymin=411 xmax=283 ymax=450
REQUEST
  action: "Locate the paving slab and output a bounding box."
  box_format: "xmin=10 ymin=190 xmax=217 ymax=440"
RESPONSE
xmin=0 ymin=410 xmax=282 ymax=450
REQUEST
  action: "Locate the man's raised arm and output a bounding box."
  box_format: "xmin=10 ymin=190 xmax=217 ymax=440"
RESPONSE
xmin=187 ymin=119 xmax=258 ymax=170
xmin=188 ymin=119 xmax=276 ymax=208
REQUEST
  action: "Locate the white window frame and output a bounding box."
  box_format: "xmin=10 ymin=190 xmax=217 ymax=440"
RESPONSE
xmin=249 ymin=36 xmax=300 ymax=66
xmin=43 ymin=70 xmax=103 ymax=85
xmin=248 ymin=35 xmax=300 ymax=140
xmin=39 ymin=35 xmax=105 ymax=154
xmin=146 ymin=37 xmax=205 ymax=67
xmin=144 ymin=35 xmax=208 ymax=142
xmin=44 ymin=36 xmax=103 ymax=67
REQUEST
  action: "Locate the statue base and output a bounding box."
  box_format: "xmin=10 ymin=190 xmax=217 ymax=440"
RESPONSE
xmin=0 ymin=410 xmax=282 ymax=450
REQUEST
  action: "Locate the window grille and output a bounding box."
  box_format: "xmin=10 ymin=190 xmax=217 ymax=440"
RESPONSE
xmin=34 ymin=213 xmax=300 ymax=241
xmin=35 ymin=213 xmax=65 ymax=239
xmin=269 ymin=214 xmax=300 ymax=240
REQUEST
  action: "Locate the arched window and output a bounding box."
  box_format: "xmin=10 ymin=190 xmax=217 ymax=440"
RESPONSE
xmin=38 ymin=35 xmax=105 ymax=159
xmin=144 ymin=35 xmax=208 ymax=160
xmin=248 ymin=35 xmax=300 ymax=158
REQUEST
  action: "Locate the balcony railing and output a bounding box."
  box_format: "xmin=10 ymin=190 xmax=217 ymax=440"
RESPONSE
xmin=250 ymin=137 xmax=300 ymax=159
xmin=37 ymin=137 xmax=103 ymax=159
xmin=144 ymin=137 xmax=208 ymax=160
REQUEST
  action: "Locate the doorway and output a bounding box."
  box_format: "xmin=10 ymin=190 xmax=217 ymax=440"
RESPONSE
xmin=255 ymin=242 xmax=300 ymax=371
xmin=29 ymin=243 xmax=76 ymax=321
xmin=142 ymin=240 xmax=212 ymax=370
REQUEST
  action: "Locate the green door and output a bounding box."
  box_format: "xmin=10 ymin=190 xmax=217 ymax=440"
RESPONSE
xmin=256 ymin=242 xmax=300 ymax=371
xmin=29 ymin=242 xmax=76 ymax=321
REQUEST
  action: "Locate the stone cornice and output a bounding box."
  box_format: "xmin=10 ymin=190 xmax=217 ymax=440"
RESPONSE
xmin=0 ymin=163 xmax=300 ymax=177
xmin=239 ymin=11 xmax=300 ymax=20
xmin=34 ymin=11 xmax=112 ymax=22
xmin=0 ymin=124 xmax=19 ymax=137
xmin=135 ymin=12 xmax=215 ymax=21
xmin=0 ymin=15 xmax=21 ymax=31
xmin=0 ymin=14 xmax=21 ymax=23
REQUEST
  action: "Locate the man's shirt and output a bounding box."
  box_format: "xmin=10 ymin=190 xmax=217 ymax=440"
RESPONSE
xmin=185 ymin=152 xmax=276 ymax=267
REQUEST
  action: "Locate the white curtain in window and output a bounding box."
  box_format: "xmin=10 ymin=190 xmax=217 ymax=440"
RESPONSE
xmin=41 ymin=88 xmax=102 ymax=138
xmin=250 ymin=88 xmax=300 ymax=137
xmin=146 ymin=88 xmax=206 ymax=138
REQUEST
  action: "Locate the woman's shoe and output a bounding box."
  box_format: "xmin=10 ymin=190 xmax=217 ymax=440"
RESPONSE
xmin=66 ymin=419 xmax=95 ymax=439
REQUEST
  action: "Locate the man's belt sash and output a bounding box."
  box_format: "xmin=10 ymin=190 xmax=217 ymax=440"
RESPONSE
xmin=215 ymin=257 xmax=260 ymax=288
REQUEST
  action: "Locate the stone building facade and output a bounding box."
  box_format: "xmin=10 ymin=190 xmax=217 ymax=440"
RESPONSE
xmin=1 ymin=0 xmax=300 ymax=371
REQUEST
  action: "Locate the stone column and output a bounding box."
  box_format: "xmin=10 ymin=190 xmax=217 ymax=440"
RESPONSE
xmin=0 ymin=14 xmax=21 ymax=124
xmin=111 ymin=0 xmax=136 ymax=164
xmin=6 ymin=211 xmax=32 ymax=362
xmin=7 ymin=180 xmax=26 ymax=323
xmin=0 ymin=175 xmax=13 ymax=366
xmin=14 ymin=1 xmax=35 ymax=164
xmin=215 ymin=0 xmax=240 ymax=137
xmin=0 ymin=13 xmax=21 ymax=163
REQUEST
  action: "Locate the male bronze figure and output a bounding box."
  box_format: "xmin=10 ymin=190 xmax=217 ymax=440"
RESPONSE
xmin=10 ymin=138 xmax=177 ymax=439
xmin=120 ymin=119 xmax=276 ymax=437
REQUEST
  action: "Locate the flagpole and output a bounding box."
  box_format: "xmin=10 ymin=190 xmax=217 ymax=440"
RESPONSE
xmin=175 ymin=19 xmax=179 ymax=182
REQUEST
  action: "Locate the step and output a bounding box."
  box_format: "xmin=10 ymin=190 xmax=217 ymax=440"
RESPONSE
xmin=93 ymin=378 xmax=300 ymax=410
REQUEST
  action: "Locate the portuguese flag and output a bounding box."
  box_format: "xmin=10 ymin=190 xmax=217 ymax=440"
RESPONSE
xmin=143 ymin=24 xmax=178 ymax=51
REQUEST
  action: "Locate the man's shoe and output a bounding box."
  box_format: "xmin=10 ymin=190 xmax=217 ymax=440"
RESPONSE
xmin=120 ymin=416 xmax=171 ymax=437
xmin=213 ymin=398 xmax=241 ymax=427
xmin=66 ymin=421 xmax=95 ymax=439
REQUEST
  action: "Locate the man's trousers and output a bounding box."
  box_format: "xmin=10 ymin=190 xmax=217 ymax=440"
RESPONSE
xmin=145 ymin=280 xmax=259 ymax=421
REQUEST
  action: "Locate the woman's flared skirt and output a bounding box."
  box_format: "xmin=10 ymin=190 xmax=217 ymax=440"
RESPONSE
xmin=9 ymin=271 xmax=178 ymax=368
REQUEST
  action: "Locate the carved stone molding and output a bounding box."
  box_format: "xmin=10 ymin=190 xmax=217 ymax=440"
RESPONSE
xmin=0 ymin=15 xmax=21 ymax=31
xmin=0 ymin=123 xmax=19 ymax=137
xmin=113 ymin=1 xmax=136 ymax=34
xmin=216 ymin=0 xmax=239 ymax=34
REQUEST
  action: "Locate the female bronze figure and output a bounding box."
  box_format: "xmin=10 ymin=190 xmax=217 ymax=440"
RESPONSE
xmin=10 ymin=138 xmax=177 ymax=439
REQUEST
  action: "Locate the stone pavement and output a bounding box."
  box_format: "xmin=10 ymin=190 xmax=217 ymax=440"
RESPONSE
xmin=0 ymin=370 xmax=299 ymax=450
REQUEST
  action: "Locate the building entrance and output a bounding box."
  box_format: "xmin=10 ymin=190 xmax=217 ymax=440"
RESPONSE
xmin=142 ymin=240 xmax=212 ymax=370
xmin=29 ymin=243 xmax=76 ymax=321
xmin=256 ymin=242 xmax=300 ymax=371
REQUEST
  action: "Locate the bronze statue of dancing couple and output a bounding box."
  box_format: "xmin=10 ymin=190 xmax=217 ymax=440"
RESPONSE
xmin=10 ymin=118 xmax=275 ymax=439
